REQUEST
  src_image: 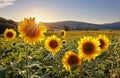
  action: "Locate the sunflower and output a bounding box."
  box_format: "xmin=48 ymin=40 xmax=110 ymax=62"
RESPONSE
xmin=97 ymin=34 xmax=110 ymax=52
xmin=45 ymin=35 xmax=62 ymax=55
xmin=4 ymin=29 xmax=16 ymax=40
xmin=77 ymin=36 xmax=101 ymax=62
xmin=18 ymin=17 xmax=47 ymax=44
xmin=61 ymin=30 xmax=66 ymax=38
xmin=62 ymin=51 xmax=81 ymax=71
xmin=62 ymin=40 xmax=66 ymax=44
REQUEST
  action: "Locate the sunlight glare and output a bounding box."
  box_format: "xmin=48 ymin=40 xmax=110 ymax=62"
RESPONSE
xmin=36 ymin=18 xmax=41 ymax=23
xmin=35 ymin=17 xmax=47 ymax=23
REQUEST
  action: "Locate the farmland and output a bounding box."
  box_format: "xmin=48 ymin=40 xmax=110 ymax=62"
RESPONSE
xmin=0 ymin=30 xmax=120 ymax=78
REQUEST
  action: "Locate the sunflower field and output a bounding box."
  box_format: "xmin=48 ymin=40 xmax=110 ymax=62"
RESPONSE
xmin=0 ymin=18 xmax=120 ymax=78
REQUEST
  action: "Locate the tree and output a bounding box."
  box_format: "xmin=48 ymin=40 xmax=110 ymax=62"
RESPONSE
xmin=0 ymin=17 xmax=17 ymax=34
xmin=63 ymin=25 xmax=70 ymax=31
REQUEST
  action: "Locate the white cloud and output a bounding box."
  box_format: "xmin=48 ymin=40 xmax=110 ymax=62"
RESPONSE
xmin=0 ymin=0 xmax=16 ymax=8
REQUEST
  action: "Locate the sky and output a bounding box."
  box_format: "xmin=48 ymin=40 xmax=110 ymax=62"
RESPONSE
xmin=0 ymin=0 xmax=120 ymax=24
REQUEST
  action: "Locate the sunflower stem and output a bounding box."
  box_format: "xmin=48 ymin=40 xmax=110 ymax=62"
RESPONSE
xmin=70 ymin=71 xmax=73 ymax=77
xmin=53 ymin=54 xmax=61 ymax=69
xmin=80 ymin=59 xmax=83 ymax=77
xmin=92 ymin=59 xmax=96 ymax=76
xmin=25 ymin=43 xmax=29 ymax=78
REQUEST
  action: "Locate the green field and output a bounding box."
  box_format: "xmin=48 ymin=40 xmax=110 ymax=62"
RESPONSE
xmin=0 ymin=30 xmax=120 ymax=78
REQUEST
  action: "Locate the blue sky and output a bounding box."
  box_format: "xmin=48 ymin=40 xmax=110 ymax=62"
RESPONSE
xmin=0 ymin=0 xmax=120 ymax=24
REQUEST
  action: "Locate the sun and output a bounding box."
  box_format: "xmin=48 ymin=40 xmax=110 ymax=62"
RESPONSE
xmin=36 ymin=18 xmax=41 ymax=23
xmin=35 ymin=17 xmax=47 ymax=23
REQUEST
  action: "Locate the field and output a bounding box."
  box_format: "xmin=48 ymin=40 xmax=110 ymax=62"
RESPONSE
xmin=0 ymin=30 xmax=120 ymax=78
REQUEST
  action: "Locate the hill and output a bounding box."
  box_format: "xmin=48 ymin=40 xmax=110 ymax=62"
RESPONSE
xmin=102 ymin=22 xmax=120 ymax=30
xmin=0 ymin=17 xmax=17 ymax=34
xmin=43 ymin=21 xmax=120 ymax=30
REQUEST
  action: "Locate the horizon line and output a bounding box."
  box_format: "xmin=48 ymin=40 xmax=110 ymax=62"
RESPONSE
xmin=0 ymin=17 xmax=119 ymax=24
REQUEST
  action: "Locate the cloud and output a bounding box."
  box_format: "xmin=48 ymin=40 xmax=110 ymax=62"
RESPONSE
xmin=0 ymin=0 xmax=16 ymax=8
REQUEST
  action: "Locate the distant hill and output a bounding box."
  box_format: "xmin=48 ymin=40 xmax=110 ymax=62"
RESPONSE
xmin=102 ymin=22 xmax=120 ymax=30
xmin=0 ymin=17 xmax=17 ymax=34
xmin=43 ymin=21 xmax=120 ymax=30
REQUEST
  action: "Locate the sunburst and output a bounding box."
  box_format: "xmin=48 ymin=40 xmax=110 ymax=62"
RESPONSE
xmin=18 ymin=17 xmax=47 ymax=44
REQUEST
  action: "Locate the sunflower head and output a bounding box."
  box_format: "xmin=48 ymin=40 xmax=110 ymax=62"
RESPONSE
xmin=45 ymin=35 xmax=62 ymax=55
xmin=18 ymin=17 xmax=47 ymax=44
xmin=62 ymin=40 xmax=66 ymax=44
xmin=62 ymin=51 xmax=81 ymax=71
xmin=4 ymin=29 xmax=16 ymax=40
xmin=61 ymin=30 xmax=66 ymax=38
xmin=97 ymin=34 xmax=110 ymax=52
xmin=78 ymin=36 xmax=101 ymax=62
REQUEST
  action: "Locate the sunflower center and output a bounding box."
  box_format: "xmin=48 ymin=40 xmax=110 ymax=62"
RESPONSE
xmin=99 ymin=39 xmax=105 ymax=49
xmin=63 ymin=41 xmax=66 ymax=44
xmin=61 ymin=32 xmax=64 ymax=36
xmin=83 ymin=42 xmax=95 ymax=54
xmin=25 ymin=24 xmax=40 ymax=38
xmin=6 ymin=32 xmax=13 ymax=38
xmin=68 ymin=55 xmax=79 ymax=65
xmin=49 ymin=40 xmax=58 ymax=49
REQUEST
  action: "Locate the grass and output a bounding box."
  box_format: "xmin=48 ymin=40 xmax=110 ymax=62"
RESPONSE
xmin=0 ymin=30 xmax=120 ymax=78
